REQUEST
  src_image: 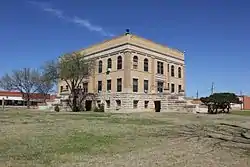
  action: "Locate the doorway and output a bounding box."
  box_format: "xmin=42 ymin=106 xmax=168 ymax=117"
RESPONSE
xmin=154 ymin=101 xmax=161 ymax=112
xmin=85 ymin=100 xmax=92 ymax=111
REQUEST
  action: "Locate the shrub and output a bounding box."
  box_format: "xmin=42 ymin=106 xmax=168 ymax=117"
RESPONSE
xmin=72 ymin=106 xmax=80 ymax=112
xmin=99 ymin=103 xmax=105 ymax=112
xmin=93 ymin=107 xmax=99 ymax=112
xmin=93 ymin=103 xmax=105 ymax=112
xmin=54 ymin=105 xmax=60 ymax=112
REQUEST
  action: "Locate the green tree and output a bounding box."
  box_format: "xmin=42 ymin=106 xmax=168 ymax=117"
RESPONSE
xmin=200 ymin=93 xmax=241 ymax=114
xmin=43 ymin=52 xmax=95 ymax=112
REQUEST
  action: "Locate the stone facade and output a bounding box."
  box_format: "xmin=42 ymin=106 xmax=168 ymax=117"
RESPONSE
xmin=58 ymin=32 xmax=186 ymax=112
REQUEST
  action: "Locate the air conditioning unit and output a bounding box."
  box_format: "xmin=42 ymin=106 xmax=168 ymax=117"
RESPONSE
xmin=144 ymin=90 xmax=148 ymax=93
xmin=107 ymin=68 xmax=111 ymax=72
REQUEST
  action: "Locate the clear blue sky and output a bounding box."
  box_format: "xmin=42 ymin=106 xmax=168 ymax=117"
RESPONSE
xmin=1 ymin=0 xmax=250 ymax=97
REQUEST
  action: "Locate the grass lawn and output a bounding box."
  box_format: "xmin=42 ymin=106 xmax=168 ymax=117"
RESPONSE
xmin=0 ymin=109 xmax=250 ymax=167
xmin=231 ymin=110 xmax=250 ymax=116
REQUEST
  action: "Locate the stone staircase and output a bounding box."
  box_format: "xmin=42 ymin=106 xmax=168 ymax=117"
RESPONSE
xmin=166 ymin=95 xmax=196 ymax=112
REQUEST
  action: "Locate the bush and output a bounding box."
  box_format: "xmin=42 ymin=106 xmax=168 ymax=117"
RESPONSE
xmin=93 ymin=103 xmax=105 ymax=112
xmin=72 ymin=106 xmax=80 ymax=112
xmin=99 ymin=103 xmax=105 ymax=112
xmin=54 ymin=105 xmax=60 ymax=112
xmin=93 ymin=107 xmax=99 ymax=112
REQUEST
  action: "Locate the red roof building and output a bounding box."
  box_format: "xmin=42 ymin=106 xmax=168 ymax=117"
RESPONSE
xmin=0 ymin=91 xmax=55 ymax=106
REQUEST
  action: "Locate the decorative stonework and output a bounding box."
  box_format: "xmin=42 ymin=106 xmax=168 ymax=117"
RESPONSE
xmin=93 ymin=92 xmax=188 ymax=112
xmin=58 ymin=33 xmax=186 ymax=112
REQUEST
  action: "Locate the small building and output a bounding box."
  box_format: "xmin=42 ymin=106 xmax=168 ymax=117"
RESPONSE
xmin=238 ymin=95 xmax=250 ymax=110
xmin=0 ymin=91 xmax=52 ymax=107
xmin=58 ymin=31 xmax=186 ymax=112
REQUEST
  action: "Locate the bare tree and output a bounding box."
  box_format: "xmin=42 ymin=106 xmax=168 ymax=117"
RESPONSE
xmin=35 ymin=73 xmax=55 ymax=103
xmin=0 ymin=68 xmax=40 ymax=108
xmin=43 ymin=52 xmax=95 ymax=112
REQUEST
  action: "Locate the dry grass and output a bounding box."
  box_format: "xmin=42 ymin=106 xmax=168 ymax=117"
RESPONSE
xmin=0 ymin=110 xmax=250 ymax=167
xmin=231 ymin=110 xmax=250 ymax=116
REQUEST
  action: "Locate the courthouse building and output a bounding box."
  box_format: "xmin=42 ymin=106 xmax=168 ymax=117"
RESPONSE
xmin=58 ymin=30 xmax=186 ymax=112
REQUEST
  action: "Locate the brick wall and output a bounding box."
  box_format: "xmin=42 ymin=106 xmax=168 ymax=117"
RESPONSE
xmin=243 ymin=96 xmax=250 ymax=110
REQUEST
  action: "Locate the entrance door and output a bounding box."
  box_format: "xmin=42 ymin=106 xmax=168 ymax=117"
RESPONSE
xmin=154 ymin=101 xmax=161 ymax=112
xmin=85 ymin=100 xmax=92 ymax=111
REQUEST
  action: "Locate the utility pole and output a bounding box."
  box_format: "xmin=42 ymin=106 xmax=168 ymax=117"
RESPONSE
xmin=2 ymin=98 xmax=4 ymax=111
xmin=240 ymin=91 xmax=243 ymax=96
xmin=196 ymin=90 xmax=199 ymax=99
xmin=240 ymin=91 xmax=243 ymax=110
xmin=211 ymin=82 xmax=214 ymax=95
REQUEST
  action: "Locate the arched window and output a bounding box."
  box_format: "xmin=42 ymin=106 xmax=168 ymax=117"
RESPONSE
xmin=117 ymin=56 xmax=122 ymax=70
xmin=178 ymin=67 xmax=181 ymax=78
xmin=171 ymin=65 xmax=175 ymax=77
xmin=107 ymin=58 xmax=112 ymax=69
xmin=133 ymin=56 xmax=138 ymax=69
xmin=98 ymin=60 xmax=102 ymax=73
xmin=144 ymin=58 xmax=148 ymax=72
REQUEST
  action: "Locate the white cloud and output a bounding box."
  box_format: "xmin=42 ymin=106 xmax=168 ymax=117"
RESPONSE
xmin=43 ymin=8 xmax=65 ymax=19
xmin=72 ymin=17 xmax=114 ymax=36
xmin=28 ymin=1 xmax=114 ymax=37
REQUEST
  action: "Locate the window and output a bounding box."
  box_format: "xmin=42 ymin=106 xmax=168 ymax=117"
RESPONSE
xmin=83 ymin=82 xmax=88 ymax=93
xmin=144 ymin=80 xmax=148 ymax=92
xmin=167 ymin=64 xmax=170 ymax=72
xmin=107 ymin=80 xmax=111 ymax=91
xmin=98 ymin=81 xmax=102 ymax=92
xmin=178 ymin=85 xmax=182 ymax=93
xmin=107 ymin=58 xmax=112 ymax=69
xmin=98 ymin=60 xmax=103 ymax=73
xmin=116 ymin=100 xmax=121 ymax=107
xmin=167 ymin=83 xmax=170 ymax=90
xmin=66 ymin=85 xmax=69 ymax=90
xmin=60 ymin=86 xmax=63 ymax=92
xmin=178 ymin=67 xmax=182 ymax=78
xmin=144 ymin=101 xmax=149 ymax=108
xmin=133 ymin=56 xmax=138 ymax=69
xmin=133 ymin=100 xmax=139 ymax=108
xmin=171 ymin=83 xmax=175 ymax=93
xmin=133 ymin=78 xmax=138 ymax=92
xmin=157 ymin=61 xmax=164 ymax=74
xmin=106 ymin=100 xmax=110 ymax=108
xmin=157 ymin=81 xmax=164 ymax=93
xmin=117 ymin=78 xmax=122 ymax=92
xmin=144 ymin=58 xmax=148 ymax=72
xmin=171 ymin=65 xmax=175 ymax=77
xmin=117 ymin=56 xmax=122 ymax=70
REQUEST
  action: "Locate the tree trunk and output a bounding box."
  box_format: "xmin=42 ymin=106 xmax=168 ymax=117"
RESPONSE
xmin=72 ymin=91 xmax=78 ymax=112
xmin=43 ymin=94 xmax=47 ymax=104
xmin=226 ymin=105 xmax=230 ymax=113
xmin=2 ymin=98 xmax=5 ymax=111
xmin=27 ymin=99 xmax=31 ymax=109
xmin=215 ymin=107 xmax=218 ymax=114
